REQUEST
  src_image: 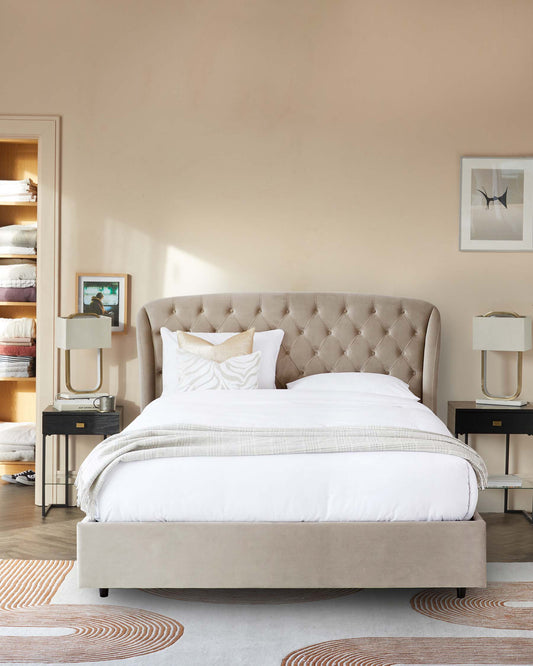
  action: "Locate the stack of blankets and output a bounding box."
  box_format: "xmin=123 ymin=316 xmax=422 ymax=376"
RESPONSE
xmin=0 ymin=179 xmax=37 ymax=203
xmin=0 ymin=422 xmax=35 ymax=462
xmin=0 ymin=223 xmax=37 ymax=257
xmin=0 ymin=262 xmax=36 ymax=302
xmin=0 ymin=318 xmax=36 ymax=377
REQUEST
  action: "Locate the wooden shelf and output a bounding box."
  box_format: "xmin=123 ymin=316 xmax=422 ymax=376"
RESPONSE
xmin=0 ymin=202 xmax=36 ymax=207
xmin=0 ymin=302 xmax=36 ymax=306
xmin=0 ymin=377 xmax=35 ymax=382
xmin=0 ymin=255 xmax=36 ymax=259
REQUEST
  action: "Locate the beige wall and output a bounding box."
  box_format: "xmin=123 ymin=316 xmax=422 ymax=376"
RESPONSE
xmin=2 ymin=0 xmax=533 ymax=510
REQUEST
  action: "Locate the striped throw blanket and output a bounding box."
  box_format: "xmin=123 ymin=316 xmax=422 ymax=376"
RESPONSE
xmin=76 ymin=424 xmax=488 ymax=519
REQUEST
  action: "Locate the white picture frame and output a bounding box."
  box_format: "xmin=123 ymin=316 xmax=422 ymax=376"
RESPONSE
xmin=460 ymin=157 xmax=533 ymax=251
xmin=76 ymin=273 xmax=129 ymax=334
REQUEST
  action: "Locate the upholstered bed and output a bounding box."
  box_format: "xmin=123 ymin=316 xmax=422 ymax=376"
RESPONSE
xmin=77 ymin=292 xmax=486 ymax=594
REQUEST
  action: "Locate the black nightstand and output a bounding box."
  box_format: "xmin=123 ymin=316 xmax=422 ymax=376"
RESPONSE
xmin=41 ymin=406 xmax=120 ymax=517
xmin=448 ymin=401 xmax=533 ymax=524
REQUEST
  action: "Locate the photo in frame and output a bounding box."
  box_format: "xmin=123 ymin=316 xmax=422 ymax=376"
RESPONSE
xmin=460 ymin=157 xmax=533 ymax=251
xmin=76 ymin=273 xmax=129 ymax=334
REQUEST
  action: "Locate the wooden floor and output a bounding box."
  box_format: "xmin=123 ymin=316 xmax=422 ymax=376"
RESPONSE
xmin=0 ymin=482 xmax=82 ymax=560
xmin=0 ymin=483 xmax=532 ymax=561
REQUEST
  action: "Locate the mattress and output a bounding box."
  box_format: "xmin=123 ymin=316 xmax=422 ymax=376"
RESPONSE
xmin=93 ymin=390 xmax=478 ymax=523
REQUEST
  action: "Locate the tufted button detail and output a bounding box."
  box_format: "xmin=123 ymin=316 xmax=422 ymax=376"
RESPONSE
xmin=327 ymin=330 xmax=332 ymax=336
xmin=229 ymin=308 xmax=234 ymax=314
xmin=257 ymin=309 xmax=262 ymax=315
xmin=370 ymin=350 xmax=375 ymax=356
xmin=343 ymin=308 xmax=348 ymax=314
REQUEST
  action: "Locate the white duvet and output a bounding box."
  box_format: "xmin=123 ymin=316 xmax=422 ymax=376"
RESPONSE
xmin=94 ymin=390 xmax=478 ymax=523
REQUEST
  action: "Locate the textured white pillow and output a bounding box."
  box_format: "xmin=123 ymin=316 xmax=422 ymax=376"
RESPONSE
xmin=176 ymin=350 xmax=261 ymax=391
xmin=286 ymin=372 xmax=419 ymax=400
xmin=161 ymin=328 xmax=283 ymax=392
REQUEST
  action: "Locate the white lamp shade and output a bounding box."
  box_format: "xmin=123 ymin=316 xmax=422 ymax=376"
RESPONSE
xmin=56 ymin=315 xmax=112 ymax=350
xmin=473 ymin=315 xmax=532 ymax=352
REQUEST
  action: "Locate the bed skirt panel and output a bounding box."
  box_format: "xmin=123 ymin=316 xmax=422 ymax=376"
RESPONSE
xmin=77 ymin=513 xmax=486 ymax=589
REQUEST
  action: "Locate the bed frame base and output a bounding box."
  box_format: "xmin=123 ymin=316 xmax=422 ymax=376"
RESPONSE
xmin=78 ymin=514 xmax=486 ymax=591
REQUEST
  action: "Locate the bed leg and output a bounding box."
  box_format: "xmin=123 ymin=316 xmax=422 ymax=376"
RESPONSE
xmin=456 ymin=587 xmax=466 ymax=599
xmin=99 ymin=588 xmax=109 ymax=598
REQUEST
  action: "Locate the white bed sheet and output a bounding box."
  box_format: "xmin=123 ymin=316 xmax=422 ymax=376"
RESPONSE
xmin=94 ymin=390 xmax=478 ymax=523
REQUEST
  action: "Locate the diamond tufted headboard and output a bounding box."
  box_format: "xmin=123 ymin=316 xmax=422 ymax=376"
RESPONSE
xmin=136 ymin=292 xmax=441 ymax=412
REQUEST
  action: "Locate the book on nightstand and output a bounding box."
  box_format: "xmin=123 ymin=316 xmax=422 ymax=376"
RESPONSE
xmin=53 ymin=393 xmax=107 ymax=411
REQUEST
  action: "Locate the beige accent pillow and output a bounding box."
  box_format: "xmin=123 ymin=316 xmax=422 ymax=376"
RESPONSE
xmin=177 ymin=328 xmax=255 ymax=363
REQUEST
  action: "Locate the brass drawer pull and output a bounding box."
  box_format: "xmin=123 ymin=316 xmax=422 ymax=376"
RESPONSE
xmin=76 ymin=422 xmax=86 ymax=429
xmin=492 ymin=420 xmax=502 ymax=427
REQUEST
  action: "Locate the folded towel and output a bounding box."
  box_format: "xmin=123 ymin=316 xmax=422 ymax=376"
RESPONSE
xmin=0 ymin=247 xmax=36 ymax=255
xmin=0 ymin=371 xmax=34 ymax=377
xmin=0 ymin=422 xmax=35 ymax=445
xmin=0 ymin=450 xmax=34 ymax=461
xmin=0 ymin=344 xmax=35 ymax=356
xmin=0 ymin=338 xmax=33 ymax=346
xmin=0 ymin=318 xmax=35 ymax=339
xmin=0 ymin=280 xmax=36 ymax=289
xmin=0 ymin=179 xmax=37 ymax=195
xmin=0 ymin=445 xmax=35 ymax=453
xmin=0 ymin=287 xmax=36 ymax=302
xmin=0 ymin=224 xmax=37 ymax=249
xmin=0 ymin=193 xmax=37 ymax=203
xmin=0 ymin=263 xmax=36 ymax=280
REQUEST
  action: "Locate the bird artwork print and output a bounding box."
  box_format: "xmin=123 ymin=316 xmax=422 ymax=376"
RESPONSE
xmin=477 ymin=186 xmax=508 ymax=209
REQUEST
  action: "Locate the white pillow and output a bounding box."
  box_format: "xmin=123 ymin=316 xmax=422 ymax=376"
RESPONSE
xmin=286 ymin=372 xmax=419 ymax=400
xmin=161 ymin=328 xmax=284 ymax=392
xmin=176 ymin=349 xmax=261 ymax=391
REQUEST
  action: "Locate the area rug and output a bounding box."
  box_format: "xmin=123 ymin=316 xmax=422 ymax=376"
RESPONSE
xmin=0 ymin=560 xmax=532 ymax=665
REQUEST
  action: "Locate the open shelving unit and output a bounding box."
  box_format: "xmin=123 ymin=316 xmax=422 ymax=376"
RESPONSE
xmin=0 ymin=139 xmax=37 ymax=479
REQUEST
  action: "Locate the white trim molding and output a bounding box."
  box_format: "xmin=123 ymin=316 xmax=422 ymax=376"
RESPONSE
xmin=0 ymin=115 xmax=61 ymax=505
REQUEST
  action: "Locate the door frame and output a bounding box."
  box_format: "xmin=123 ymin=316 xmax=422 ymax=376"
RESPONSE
xmin=0 ymin=115 xmax=61 ymax=505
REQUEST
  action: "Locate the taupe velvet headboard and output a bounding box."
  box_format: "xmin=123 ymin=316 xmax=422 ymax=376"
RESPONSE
xmin=136 ymin=292 xmax=441 ymax=412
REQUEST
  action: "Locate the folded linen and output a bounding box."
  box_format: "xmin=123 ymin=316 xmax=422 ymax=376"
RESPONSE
xmin=0 ymin=179 xmax=37 ymax=195
xmin=0 ymin=263 xmax=36 ymax=280
xmin=0 ymin=450 xmax=34 ymax=461
xmin=0 ymin=318 xmax=35 ymax=339
xmin=0 ymin=422 xmax=35 ymax=445
xmin=0 ymin=247 xmax=36 ymax=255
xmin=0 ymin=344 xmax=35 ymax=357
xmin=0 ymin=193 xmax=37 ymax=203
xmin=0 ymin=280 xmax=36 ymax=289
xmin=0 ymin=338 xmax=33 ymax=345
xmin=0 ymin=286 xmax=35 ymax=302
xmin=0 ymin=445 xmax=35 ymax=454
xmin=0 ymin=370 xmax=33 ymax=377
xmin=0 ymin=224 xmax=37 ymax=249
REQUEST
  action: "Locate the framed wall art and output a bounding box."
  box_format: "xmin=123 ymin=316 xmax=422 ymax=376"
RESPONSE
xmin=460 ymin=157 xmax=533 ymax=251
xmin=76 ymin=273 xmax=129 ymax=334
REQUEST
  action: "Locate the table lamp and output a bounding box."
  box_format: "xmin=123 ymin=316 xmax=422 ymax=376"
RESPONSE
xmin=473 ymin=311 xmax=532 ymax=406
xmin=56 ymin=313 xmax=112 ymax=395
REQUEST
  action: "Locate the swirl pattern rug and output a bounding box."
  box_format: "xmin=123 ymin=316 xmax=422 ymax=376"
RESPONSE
xmin=0 ymin=560 xmax=532 ymax=665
